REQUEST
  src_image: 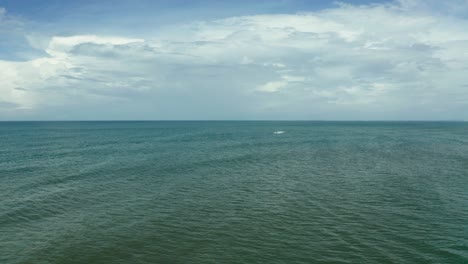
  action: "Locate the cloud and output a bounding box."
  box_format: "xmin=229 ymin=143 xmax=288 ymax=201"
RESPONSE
xmin=1 ymin=0 xmax=468 ymax=120
xmin=0 ymin=100 xmax=20 ymax=110
xmin=398 ymin=0 xmax=468 ymax=17
xmin=257 ymin=75 xmax=305 ymax=93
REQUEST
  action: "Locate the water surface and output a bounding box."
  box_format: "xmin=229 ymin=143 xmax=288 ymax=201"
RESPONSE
xmin=1 ymin=121 xmax=467 ymax=263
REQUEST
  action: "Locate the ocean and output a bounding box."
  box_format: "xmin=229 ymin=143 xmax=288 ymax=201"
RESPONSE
xmin=1 ymin=121 xmax=467 ymax=263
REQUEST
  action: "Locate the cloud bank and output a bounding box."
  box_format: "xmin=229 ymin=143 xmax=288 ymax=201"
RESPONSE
xmin=1 ymin=0 xmax=468 ymax=120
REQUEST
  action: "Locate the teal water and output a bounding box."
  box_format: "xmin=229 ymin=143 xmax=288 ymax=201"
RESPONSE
xmin=1 ymin=121 xmax=467 ymax=263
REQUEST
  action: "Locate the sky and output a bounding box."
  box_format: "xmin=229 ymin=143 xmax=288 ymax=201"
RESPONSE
xmin=1 ymin=0 xmax=468 ymax=120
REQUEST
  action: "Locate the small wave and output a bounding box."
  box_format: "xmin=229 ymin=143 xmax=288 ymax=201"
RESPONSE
xmin=273 ymin=131 xmax=285 ymax=134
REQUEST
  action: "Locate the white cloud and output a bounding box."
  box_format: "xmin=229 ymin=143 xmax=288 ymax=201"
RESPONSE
xmin=257 ymin=81 xmax=288 ymax=93
xmin=46 ymin=35 xmax=144 ymax=56
xmin=257 ymin=75 xmax=305 ymax=93
xmin=1 ymin=0 xmax=468 ymax=120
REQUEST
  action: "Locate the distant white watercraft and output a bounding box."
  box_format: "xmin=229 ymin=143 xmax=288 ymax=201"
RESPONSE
xmin=273 ymin=131 xmax=285 ymax=134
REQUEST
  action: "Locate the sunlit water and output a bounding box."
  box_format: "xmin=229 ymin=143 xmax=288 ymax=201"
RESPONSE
xmin=1 ymin=121 xmax=467 ymax=263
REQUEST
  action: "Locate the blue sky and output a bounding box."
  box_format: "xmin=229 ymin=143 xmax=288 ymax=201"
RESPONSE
xmin=1 ymin=1 xmax=389 ymax=21
xmin=1 ymin=0 xmax=468 ymax=120
xmin=1 ymin=1 xmax=389 ymax=36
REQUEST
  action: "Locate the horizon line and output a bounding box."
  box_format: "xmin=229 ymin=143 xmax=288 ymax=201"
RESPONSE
xmin=0 ymin=120 xmax=466 ymax=122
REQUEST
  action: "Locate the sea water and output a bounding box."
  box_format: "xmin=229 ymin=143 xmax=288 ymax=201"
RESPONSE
xmin=1 ymin=121 xmax=467 ymax=263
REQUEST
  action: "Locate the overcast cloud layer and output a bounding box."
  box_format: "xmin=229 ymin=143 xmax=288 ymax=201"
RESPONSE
xmin=1 ymin=0 xmax=468 ymax=120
